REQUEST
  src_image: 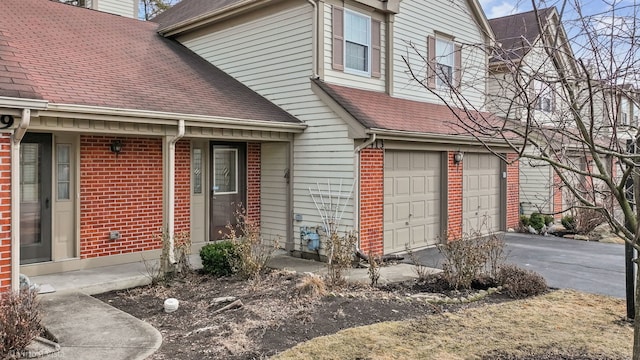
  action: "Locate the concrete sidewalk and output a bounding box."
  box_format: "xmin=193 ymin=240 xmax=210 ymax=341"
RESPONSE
xmin=31 ymin=251 xmax=438 ymax=360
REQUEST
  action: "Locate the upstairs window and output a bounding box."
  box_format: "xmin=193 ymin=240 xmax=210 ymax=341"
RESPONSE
xmin=427 ymin=35 xmax=461 ymax=89
xmin=622 ymin=112 xmax=629 ymax=125
xmin=344 ymin=10 xmax=370 ymax=75
xmin=435 ymin=38 xmax=454 ymax=88
xmin=332 ymin=6 xmax=381 ymax=78
xmin=533 ymin=80 xmax=554 ymax=112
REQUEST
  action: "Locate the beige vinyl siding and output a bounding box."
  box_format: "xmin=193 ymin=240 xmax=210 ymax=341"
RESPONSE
xmin=322 ymin=3 xmax=386 ymax=91
xmin=519 ymin=157 xmax=553 ymax=215
xmin=261 ymin=142 xmax=289 ymax=243
xmin=393 ymin=0 xmax=487 ymax=108
xmin=96 ymin=0 xmax=137 ymax=18
xmin=180 ymin=4 xmax=355 ymax=251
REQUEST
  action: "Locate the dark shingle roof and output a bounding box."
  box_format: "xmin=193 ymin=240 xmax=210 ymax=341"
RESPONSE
xmin=488 ymin=7 xmax=555 ymax=63
xmin=0 ymin=0 xmax=299 ymax=124
xmin=314 ymin=80 xmax=496 ymax=137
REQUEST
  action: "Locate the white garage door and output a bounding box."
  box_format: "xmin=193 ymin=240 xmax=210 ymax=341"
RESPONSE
xmin=463 ymin=153 xmax=501 ymax=234
xmin=384 ymin=151 xmax=441 ymax=253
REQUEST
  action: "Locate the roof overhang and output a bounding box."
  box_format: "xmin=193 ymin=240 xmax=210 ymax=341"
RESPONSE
xmin=0 ymin=96 xmax=49 ymax=111
xmin=40 ymin=103 xmax=307 ymax=133
xmin=369 ymin=128 xmax=516 ymax=149
xmin=468 ymin=0 xmax=496 ymax=45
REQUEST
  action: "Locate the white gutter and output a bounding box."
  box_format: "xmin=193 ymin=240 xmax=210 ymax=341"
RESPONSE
xmin=368 ymin=128 xmax=515 ymax=148
xmin=10 ymin=109 xmax=31 ymax=291
xmin=353 ymin=134 xmax=377 ymax=250
xmin=306 ymin=0 xmax=319 ymax=79
xmin=166 ymin=120 xmax=185 ymax=264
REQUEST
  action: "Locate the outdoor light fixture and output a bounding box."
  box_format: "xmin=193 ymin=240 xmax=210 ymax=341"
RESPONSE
xmin=454 ymin=151 xmax=464 ymax=164
xmin=110 ymin=139 xmax=123 ymax=156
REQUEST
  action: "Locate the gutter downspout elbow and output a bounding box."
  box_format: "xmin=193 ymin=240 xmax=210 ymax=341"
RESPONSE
xmin=307 ymin=0 xmax=319 ymax=79
xmin=11 ymin=109 xmax=31 ymax=290
xmin=167 ymin=120 xmax=185 ymax=264
xmin=353 ymin=133 xmax=377 ymax=252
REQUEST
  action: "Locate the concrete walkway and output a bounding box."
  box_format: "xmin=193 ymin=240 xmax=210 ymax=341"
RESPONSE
xmin=31 ymin=251 xmax=438 ymax=360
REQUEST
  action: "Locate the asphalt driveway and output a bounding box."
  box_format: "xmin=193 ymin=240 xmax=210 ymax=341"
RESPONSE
xmin=410 ymin=232 xmax=627 ymax=298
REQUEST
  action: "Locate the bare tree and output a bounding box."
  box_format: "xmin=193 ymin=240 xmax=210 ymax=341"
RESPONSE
xmin=141 ymin=0 xmax=178 ymax=21
xmin=402 ymin=0 xmax=640 ymax=357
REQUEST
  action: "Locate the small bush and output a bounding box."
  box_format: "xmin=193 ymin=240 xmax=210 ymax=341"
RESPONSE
xmin=543 ymin=215 xmax=554 ymax=226
xmin=529 ymin=213 xmax=545 ymax=232
xmin=519 ymin=215 xmax=530 ymax=228
xmin=0 ymin=289 xmax=42 ymax=359
xmin=325 ymin=231 xmax=358 ymax=289
xmin=200 ymin=241 xmax=239 ymax=276
xmin=438 ymin=232 xmax=506 ymax=290
xmin=296 ymin=274 xmax=327 ymax=298
xmin=497 ymin=264 xmax=548 ymax=298
xmin=561 ymin=215 xmax=576 ymax=232
xmin=574 ymin=208 xmax=606 ymax=235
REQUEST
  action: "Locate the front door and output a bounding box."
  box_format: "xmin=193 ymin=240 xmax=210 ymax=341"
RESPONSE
xmin=20 ymin=133 xmax=52 ymax=264
xmin=210 ymin=143 xmax=246 ymax=241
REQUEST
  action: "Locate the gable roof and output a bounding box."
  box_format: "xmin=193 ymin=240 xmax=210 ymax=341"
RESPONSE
xmin=488 ymin=7 xmax=555 ymax=62
xmin=313 ymin=80 xmax=501 ymax=141
xmin=0 ymin=0 xmax=299 ymax=124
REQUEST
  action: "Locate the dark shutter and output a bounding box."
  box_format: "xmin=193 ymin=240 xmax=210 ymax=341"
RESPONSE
xmin=454 ymin=44 xmax=462 ymax=88
xmin=332 ymin=6 xmax=344 ymax=71
xmin=427 ymin=35 xmax=436 ymax=89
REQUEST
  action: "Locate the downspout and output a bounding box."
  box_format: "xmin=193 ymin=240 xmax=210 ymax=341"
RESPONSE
xmin=11 ymin=109 xmax=30 ymax=291
xmin=306 ymin=0 xmax=319 ymax=79
xmin=167 ymin=119 xmax=185 ymax=264
xmin=353 ymin=133 xmax=377 ymax=251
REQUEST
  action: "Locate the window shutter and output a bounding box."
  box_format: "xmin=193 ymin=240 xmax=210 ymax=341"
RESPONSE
xmin=454 ymin=44 xmax=462 ymax=89
xmin=371 ymin=19 xmax=381 ymax=78
xmin=551 ymin=84 xmax=556 ymax=112
xmin=332 ymin=6 xmax=344 ymax=71
xmin=427 ymin=35 xmax=436 ymax=89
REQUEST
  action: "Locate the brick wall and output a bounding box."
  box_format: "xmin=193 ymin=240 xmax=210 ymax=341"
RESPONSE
xmin=506 ymin=153 xmax=520 ymax=229
xmin=246 ymin=143 xmax=261 ymax=224
xmin=447 ymin=152 xmax=463 ymax=240
xmin=80 ymin=136 xmax=164 ymax=258
xmin=0 ymin=134 xmax=11 ymax=291
xmin=175 ymin=139 xmax=191 ymax=234
xmin=553 ymin=172 xmax=563 ymax=219
xmin=359 ymin=148 xmax=384 ymax=255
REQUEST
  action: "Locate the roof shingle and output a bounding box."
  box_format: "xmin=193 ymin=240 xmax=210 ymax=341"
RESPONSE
xmin=488 ymin=7 xmax=554 ymax=63
xmin=0 ymin=0 xmax=299 ymax=123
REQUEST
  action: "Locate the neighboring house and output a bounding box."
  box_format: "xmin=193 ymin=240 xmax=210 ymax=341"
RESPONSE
xmin=0 ymin=0 xmax=520 ymax=291
xmin=487 ymin=8 xmax=580 ymax=218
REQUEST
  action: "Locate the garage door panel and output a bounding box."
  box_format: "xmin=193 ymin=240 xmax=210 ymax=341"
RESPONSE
xmin=384 ymin=177 xmax=393 ymax=196
xmin=384 ymin=151 xmax=441 ymax=253
xmin=384 ymin=203 xmax=393 ymax=222
xmin=463 ymin=153 xmax=501 ymax=234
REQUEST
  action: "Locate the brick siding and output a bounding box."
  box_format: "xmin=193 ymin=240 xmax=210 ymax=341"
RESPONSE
xmin=359 ymin=148 xmax=384 ymax=255
xmin=447 ymin=152 xmax=463 ymax=240
xmin=247 ymin=142 xmax=261 ymax=224
xmin=0 ymin=134 xmax=11 ymax=291
xmin=80 ymin=136 xmax=164 ymax=258
xmin=506 ymin=153 xmax=520 ymax=229
xmin=175 ymin=139 xmax=191 ymax=234
xmin=553 ymin=172 xmax=563 ymax=219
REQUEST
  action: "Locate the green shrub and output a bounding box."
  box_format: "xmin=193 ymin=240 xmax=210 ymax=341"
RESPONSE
xmin=561 ymin=215 xmax=576 ymax=232
xmin=529 ymin=213 xmax=545 ymax=232
xmin=543 ymin=215 xmax=554 ymax=226
xmin=0 ymin=289 xmax=42 ymax=359
xmin=497 ymin=264 xmax=548 ymax=299
xmin=200 ymin=241 xmax=239 ymax=276
xmin=519 ymin=215 xmax=530 ymax=228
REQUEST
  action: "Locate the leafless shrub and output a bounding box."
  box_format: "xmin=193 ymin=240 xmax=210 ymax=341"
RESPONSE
xmin=325 ymin=231 xmax=358 ymax=289
xmin=497 ymin=264 xmax=548 ymax=299
xmin=574 ymin=208 xmax=606 ymax=235
xmin=296 ymin=274 xmax=327 ymax=299
xmin=226 ymin=205 xmax=279 ymax=280
xmin=405 ymin=244 xmax=432 ymax=281
xmin=438 ymin=231 xmax=507 ymax=290
xmin=0 ymin=289 xmax=42 ymax=359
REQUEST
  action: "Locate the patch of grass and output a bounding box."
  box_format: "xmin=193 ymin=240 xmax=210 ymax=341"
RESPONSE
xmin=273 ymin=290 xmax=632 ymax=360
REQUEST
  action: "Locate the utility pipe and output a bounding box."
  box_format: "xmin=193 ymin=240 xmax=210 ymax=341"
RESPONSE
xmin=166 ymin=119 xmax=185 ymax=264
xmin=306 ymin=0 xmax=319 ymax=79
xmin=353 ymin=133 xmax=377 ymax=251
xmin=10 ymin=109 xmax=31 ymax=291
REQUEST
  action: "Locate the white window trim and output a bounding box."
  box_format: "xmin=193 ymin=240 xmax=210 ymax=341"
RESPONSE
xmin=343 ymin=9 xmax=371 ymax=77
xmin=435 ymin=37 xmax=454 ymax=89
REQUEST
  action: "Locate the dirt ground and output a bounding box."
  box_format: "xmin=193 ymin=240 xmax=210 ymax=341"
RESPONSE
xmin=95 ymin=269 xmax=512 ymax=360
